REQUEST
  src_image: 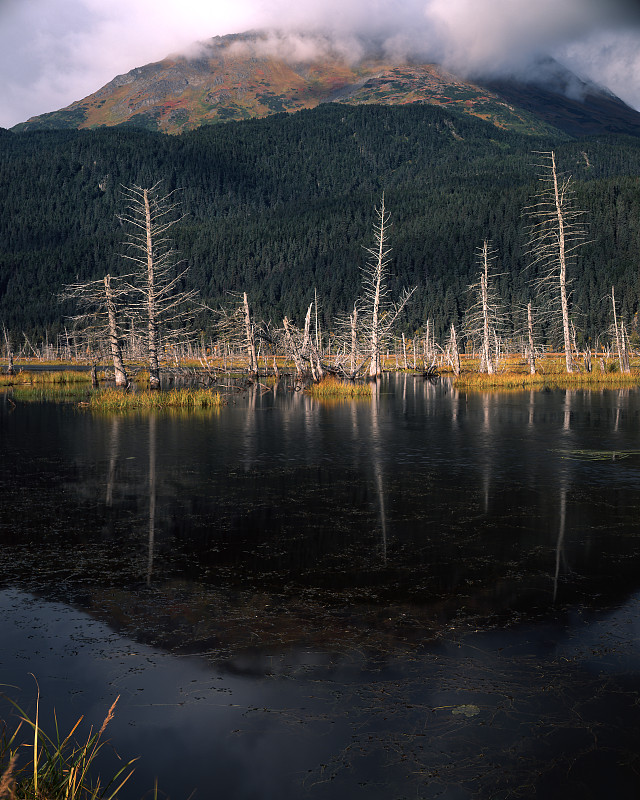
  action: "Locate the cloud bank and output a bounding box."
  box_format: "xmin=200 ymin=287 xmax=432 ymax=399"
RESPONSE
xmin=1 ymin=0 xmax=639 ymax=128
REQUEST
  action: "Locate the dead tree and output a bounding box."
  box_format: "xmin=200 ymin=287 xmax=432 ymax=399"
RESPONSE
xmin=525 ymin=151 xmax=586 ymax=374
xmin=330 ymin=301 xmax=371 ymax=380
xmin=464 ymin=240 xmax=505 ymax=374
xmin=360 ymin=196 xmax=415 ymax=379
xmin=243 ymin=292 xmax=259 ymax=378
xmin=349 ymin=303 xmax=359 ymax=375
xmin=611 ymin=285 xmax=631 ymax=373
xmin=214 ymin=292 xmax=278 ymax=380
xmin=61 ymin=273 xmax=129 ymax=387
xmin=282 ymin=303 xmax=327 ymax=381
xmin=120 ymin=184 xmax=198 ymax=389
xmin=283 ymin=316 xmax=305 ymax=378
xmin=526 ymin=301 xmax=537 ymax=375
xmin=445 ymin=324 xmax=461 ymax=376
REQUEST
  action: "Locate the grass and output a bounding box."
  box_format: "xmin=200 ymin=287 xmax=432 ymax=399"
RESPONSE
xmin=0 ymin=371 xmax=96 ymax=386
xmin=0 ymin=689 xmax=136 ymax=800
xmin=8 ymin=387 xmax=91 ymax=404
xmin=305 ymin=376 xmax=373 ymax=398
xmin=88 ymin=387 xmax=225 ymax=411
xmin=452 ymin=355 xmax=640 ymax=391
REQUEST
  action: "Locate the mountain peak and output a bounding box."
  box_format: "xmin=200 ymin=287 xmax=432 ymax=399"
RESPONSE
xmin=12 ymin=29 xmax=640 ymax=138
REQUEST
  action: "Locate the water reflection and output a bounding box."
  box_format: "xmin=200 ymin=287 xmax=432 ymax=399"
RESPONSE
xmin=3 ymin=378 xmax=640 ymax=798
xmin=147 ymin=413 xmax=156 ymax=586
xmin=105 ymin=416 xmax=119 ymax=507
xmin=370 ymin=381 xmax=388 ymax=563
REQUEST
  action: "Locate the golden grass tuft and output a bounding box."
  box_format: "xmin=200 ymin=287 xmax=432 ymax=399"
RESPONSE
xmin=454 ymin=367 xmax=639 ymax=391
xmin=0 ymin=370 xmax=95 ymax=386
xmin=306 ymin=376 xmax=373 ymax=398
xmin=89 ymin=387 xmax=225 ymax=411
xmin=0 ymin=691 xmax=136 ymax=800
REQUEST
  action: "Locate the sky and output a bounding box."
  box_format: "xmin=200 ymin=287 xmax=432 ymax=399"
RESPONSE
xmin=1 ymin=0 xmax=639 ymax=129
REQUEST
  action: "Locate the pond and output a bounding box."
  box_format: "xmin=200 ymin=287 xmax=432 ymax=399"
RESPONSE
xmin=2 ymin=375 xmax=640 ymax=799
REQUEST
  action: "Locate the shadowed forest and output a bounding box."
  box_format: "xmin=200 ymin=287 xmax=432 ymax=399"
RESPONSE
xmin=1 ymin=103 xmax=640 ymax=358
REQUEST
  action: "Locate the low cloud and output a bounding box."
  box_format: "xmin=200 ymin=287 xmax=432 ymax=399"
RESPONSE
xmin=1 ymin=0 xmax=639 ymax=129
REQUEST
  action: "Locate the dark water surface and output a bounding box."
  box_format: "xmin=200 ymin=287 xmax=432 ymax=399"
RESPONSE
xmin=2 ymin=376 xmax=640 ymax=799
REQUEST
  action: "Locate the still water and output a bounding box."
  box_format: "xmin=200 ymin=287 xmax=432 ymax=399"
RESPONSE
xmin=2 ymin=375 xmax=640 ymax=799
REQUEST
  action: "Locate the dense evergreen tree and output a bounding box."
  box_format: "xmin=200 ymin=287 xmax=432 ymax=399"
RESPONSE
xmin=0 ymin=104 xmax=639 ymax=349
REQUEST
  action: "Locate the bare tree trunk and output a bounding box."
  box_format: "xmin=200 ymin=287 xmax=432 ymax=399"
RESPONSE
xmin=104 ymin=275 xmax=128 ymax=387
xmin=283 ymin=317 xmax=305 ymax=377
xmin=243 ymin=292 xmax=258 ymax=378
xmin=550 ymin=152 xmax=573 ymax=373
xmin=302 ymin=304 xmax=318 ymax=381
xmin=480 ymin=241 xmax=494 ymax=375
xmin=611 ymin=285 xmax=630 ymax=373
xmin=143 ymin=188 xmax=161 ymax=389
xmin=349 ymin=304 xmax=358 ymax=375
xmin=369 ymin=266 xmax=382 ymax=380
xmin=424 ymin=319 xmax=431 ymax=365
xmin=314 ymin=288 xmax=320 ymax=352
xmin=620 ymin=320 xmax=631 ymax=373
xmin=449 ymin=324 xmax=461 ymax=376
xmin=612 ymin=285 xmax=623 ymax=371
xmin=527 ymin=301 xmax=536 ymax=375
xmin=368 ymin=198 xmax=386 ymax=380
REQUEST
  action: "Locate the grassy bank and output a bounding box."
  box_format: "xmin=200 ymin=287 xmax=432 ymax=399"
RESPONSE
xmin=452 ymin=355 xmax=640 ymax=391
xmin=454 ymin=370 xmax=640 ymax=390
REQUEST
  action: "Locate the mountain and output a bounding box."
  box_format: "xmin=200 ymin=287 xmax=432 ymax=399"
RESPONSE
xmin=12 ymin=31 xmax=640 ymax=138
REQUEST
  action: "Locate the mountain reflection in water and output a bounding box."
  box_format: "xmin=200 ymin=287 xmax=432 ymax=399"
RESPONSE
xmin=2 ymin=375 xmax=640 ymax=799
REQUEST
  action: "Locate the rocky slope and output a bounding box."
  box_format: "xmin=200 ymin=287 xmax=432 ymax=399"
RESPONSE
xmin=12 ymin=31 xmax=640 ymax=137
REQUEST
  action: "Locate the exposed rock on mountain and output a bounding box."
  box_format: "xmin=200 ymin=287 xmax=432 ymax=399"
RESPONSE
xmin=11 ymin=31 xmax=640 ymax=138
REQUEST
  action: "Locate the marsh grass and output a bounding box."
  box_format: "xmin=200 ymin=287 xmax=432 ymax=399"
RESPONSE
xmin=453 ymin=354 xmax=640 ymax=391
xmin=306 ymin=376 xmax=373 ymax=398
xmin=0 ymin=692 xmax=136 ymax=800
xmin=454 ymin=370 xmax=639 ymax=391
xmin=0 ymin=371 xmax=96 ymax=386
xmin=89 ymin=388 xmax=225 ymax=411
xmin=8 ymin=387 xmax=90 ymax=403
xmin=132 ymin=371 xmax=150 ymax=385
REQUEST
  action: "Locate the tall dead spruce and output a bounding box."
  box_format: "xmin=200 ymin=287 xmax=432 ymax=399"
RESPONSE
xmin=61 ymin=274 xmax=129 ymax=387
xmin=525 ymin=152 xmax=586 ymax=373
xmin=120 ymin=184 xmax=198 ymax=389
xmin=464 ymin=240 xmax=505 ymax=375
xmin=360 ymin=196 xmax=415 ymax=379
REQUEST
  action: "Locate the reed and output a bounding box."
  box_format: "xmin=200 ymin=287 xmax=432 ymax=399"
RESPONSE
xmin=132 ymin=370 xmax=150 ymax=385
xmin=8 ymin=387 xmax=90 ymax=404
xmin=454 ymin=368 xmax=639 ymax=390
xmin=306 ymin=376 xmax=373 ymax=397
xmin=89 ymin=388 xmax=225 ymax=411
xmin=0 ymin=370 xmax=96 ymax=386
xmin=0 ymin=692 xmax=136 ymax=800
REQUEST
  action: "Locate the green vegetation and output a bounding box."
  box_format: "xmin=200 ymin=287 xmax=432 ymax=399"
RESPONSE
xmin=88 ymin=388 xmax=225 ymax=411
xmin=305 ymin=375 xmax=373 ymax=397
xmin=1 ymin=104 xmax=640 ymax=352
xmin=0 ymin=693 xmax=135 ymax=800
xmin=0 ymin=371 xmax=95 ymax=386
xmin=452 ymin=354 xmax=640 ymax=390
